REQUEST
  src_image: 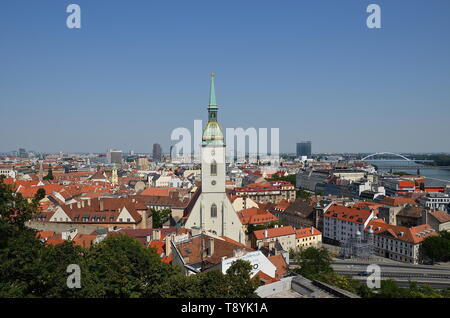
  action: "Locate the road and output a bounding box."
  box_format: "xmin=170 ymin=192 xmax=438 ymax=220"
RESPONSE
xmin=331 ymin=259 xmax=450 ymax=289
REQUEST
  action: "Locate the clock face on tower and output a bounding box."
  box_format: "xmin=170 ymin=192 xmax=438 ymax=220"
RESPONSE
xmin=211 ymin=180 xmax=216 ymax=185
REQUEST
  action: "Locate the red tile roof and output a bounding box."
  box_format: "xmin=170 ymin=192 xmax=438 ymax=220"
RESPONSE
xmin=382 ymin=196 xmax=417 ymax=207
xmin=366 ymin=219 xmax=438 ymax=244
xmin=295 ymin=226 xmax=322 ymax=239
xmin=268 ymin=254 xmax=288 ymax=278
xmin=237 ymin=207 xmax=278 ymax=225
xmin=253 ymin=226 xmax=296 ymax=240
xmin=140 ymin=187 xmax=179 ymax=197
xmin=429 ymin=210 xmax=450 ymax=224
xmin=324 ymin=204 xmax=374 ymax=224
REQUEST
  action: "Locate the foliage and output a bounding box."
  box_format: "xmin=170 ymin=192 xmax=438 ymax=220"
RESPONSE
xmin=34 ymin=188 xmax=46 ymax=203
xmin=225 ymin=259 xmax=260 ymax=298
xmin=297 ymin=189 xmax=312 ymax=199
xmin=266 ymin=174 xmax=296 ymax=186
xmin=151 ymin=208 xmax=172 ymax=228
xmin=43 ymin=165 xmax=54 ymax=180
xmin=247 ymin=221 xmax=282 ymax=234
xmin=266 ymin=174 xmax=313 ymax=198
xmin=290 ymin=246 xmax=450 ymax=298
xmin=160 ymin=260 xmax=259 ymax=298
xmin=415 ymin=154 xmax=450 ymax=167
xmin=291 ymin=246 xmax=333 ymax=279
xmin=392 ymin=171 xmax=412 ymax=176
xmin=0 ymin=178 xmax=259 ymax=298
xmin=419 ymin=231 xmax=450 ymax=263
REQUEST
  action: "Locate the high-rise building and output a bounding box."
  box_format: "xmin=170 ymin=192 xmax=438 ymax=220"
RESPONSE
xmin=18 ymin=148 xmax=27 ymax=158
xmin=137 ymin=156 xmax=149 ymax=170
xmin=107 ymin=149 xmax=123 ymax=165
xmin=152 ymin=143 xmax=162 ymax=162
xmin=185 ymin=73 xmax=245 ymax=244
xmin=296 ymin=141 xmax=312 ymax=158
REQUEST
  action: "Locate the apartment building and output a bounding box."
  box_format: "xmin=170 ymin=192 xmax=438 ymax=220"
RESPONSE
xmin=366 ymin=219 xmax=438 ymax=264
xmin=323 ymin=204 xmax=375 ymax=243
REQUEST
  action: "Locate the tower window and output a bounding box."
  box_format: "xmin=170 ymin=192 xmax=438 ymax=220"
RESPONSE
xmin=211 ymin=204 xmax=217 ymax=218
xmin=211 ymin=160 xmax=217 ymax=176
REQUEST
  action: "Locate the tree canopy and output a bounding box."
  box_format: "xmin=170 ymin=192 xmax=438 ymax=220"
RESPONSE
xmin=0 ymin=177 xmax=259 ymax=298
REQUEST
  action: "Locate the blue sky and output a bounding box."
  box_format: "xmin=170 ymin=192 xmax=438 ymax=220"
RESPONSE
xmin=1 ymin=0 xmax=449 ymax=154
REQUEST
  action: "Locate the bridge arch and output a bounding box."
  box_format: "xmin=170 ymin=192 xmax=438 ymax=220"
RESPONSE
xmin=361 ymin=152 xmax=411 ymax=161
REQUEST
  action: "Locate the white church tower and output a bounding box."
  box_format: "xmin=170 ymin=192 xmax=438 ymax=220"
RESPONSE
xmin=185 ymin=73 xmax=245 ymax=243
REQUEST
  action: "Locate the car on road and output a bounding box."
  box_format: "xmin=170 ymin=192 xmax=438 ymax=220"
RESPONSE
xmin=357 ymin=271 xmax=369 ymax=276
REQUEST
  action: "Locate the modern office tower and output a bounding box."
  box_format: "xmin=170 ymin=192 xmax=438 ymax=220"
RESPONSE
xmin=18 ymin=148 xmax=28 ymax=158
xmin=169 ymin=145 xmax=174 ymax=160
xmin=107 ymin=149 xmax=123 ymax=165
xmin=152 ymin=143 xmax=162 ymax=162
xmin=296 ymin=141 xmax=312 ymax=158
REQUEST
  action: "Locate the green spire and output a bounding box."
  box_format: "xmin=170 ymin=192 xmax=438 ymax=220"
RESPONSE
xmin=202 ymin=72 xmax=224 ymax=146
xmin=209 ymin=72 xmax=217 ymax=107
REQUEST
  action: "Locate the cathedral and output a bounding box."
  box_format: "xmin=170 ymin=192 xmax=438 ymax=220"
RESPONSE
xmin=184 ymin=73 xmax=245 ymax=244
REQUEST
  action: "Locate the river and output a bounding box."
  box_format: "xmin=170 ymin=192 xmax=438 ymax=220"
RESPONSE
xmin=368 ymin=160 xmax=450 ymax=183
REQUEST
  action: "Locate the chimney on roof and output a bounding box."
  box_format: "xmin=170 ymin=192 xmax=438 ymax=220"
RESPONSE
xmin=99 ymin=199 xmax=104 ymax=211
xmin=264 ymin=230 xmax=268 ymax=239
xmin=311 ymin=227 xmax=314 ymax=235
xmin=207 ymin=237 xmax=214 ymax=257
xmin=153 ymin=229 xmax=161 ymax=241
xmin=165 ymin=234 xmax=172 ymax=256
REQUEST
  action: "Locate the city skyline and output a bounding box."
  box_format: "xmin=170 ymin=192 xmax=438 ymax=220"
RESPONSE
xmin=1 ymin=0 xmax=450 ymax=154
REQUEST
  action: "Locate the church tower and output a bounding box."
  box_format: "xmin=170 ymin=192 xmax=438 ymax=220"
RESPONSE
xmin=111 ymin=164 xmax=118 ymax=185
xmin=201 ymin=72 xmax=226 ymax=194
xmin=185 ymin=73 xmax=245 ymax=243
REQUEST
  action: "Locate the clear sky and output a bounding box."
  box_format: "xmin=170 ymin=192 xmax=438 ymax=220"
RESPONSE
xmin=1 ymin=0 xmax=449 ymax=154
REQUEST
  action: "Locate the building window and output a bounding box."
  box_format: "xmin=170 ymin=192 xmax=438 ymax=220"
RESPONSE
xmin=211 ymin=204 xmax=217 ymax=218
xmin=211 ymin=160 xmax=217 ymax=176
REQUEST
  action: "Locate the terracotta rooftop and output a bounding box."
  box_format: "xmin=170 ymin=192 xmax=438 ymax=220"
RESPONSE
xmin=253 ymin=226 xmax=296 ymax=240
xmin=295 ymin=226 xmax=322 ymax=239
xmin=429 ymin=210 xmax=450 ymax=224
xmin=366 ymin=219 xmax=438 ymax=244
xmin=324 ymin=204 xmax=374 ymax=225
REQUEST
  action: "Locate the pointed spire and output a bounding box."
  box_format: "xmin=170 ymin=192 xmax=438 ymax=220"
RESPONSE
xmin=209 ymin=72 xmax=217 ymax=107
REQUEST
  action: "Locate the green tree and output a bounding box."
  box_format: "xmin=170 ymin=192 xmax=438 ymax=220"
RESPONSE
xmin=151 ymin=208 xmax=172 ymax=228
xmin=247 ymin=221 xmax=282 ymax=234
xmin=33 ymin=188 xmax=46 ymax=203
xmin=82 ymin=233 xmax=177 ymax=298
xmin=225 ymin=260 xmax=260 ymax=298
xmin=0 ymin=176 xmax=42 ymax=297
xmin=43 ymin=165 xmax=54 ymax=180
xmin=419 ymin=232 xmax=450 ymax=263
xmin=33 ymin=241 xmax=86 ymax=298
xmin=292 ymin=247 xmax=333 ymax=279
